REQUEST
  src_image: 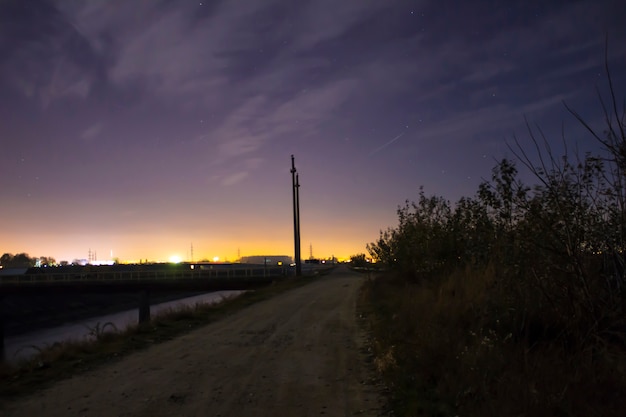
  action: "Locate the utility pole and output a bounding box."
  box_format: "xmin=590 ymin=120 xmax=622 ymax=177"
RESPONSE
xmin=291 ymin=155 xmax=302 ymax=276
xmin=296 ymin=173 xmax=301 ymax=271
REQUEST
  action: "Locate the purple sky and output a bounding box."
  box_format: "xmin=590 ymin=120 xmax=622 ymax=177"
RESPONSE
xmin=1 ymin=0 xmax=625 ymax=263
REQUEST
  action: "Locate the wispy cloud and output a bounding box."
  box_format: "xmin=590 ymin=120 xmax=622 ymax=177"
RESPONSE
xmin=80 ymin=122 xmax=103 ymax=142
xmin=2 ymin=0 xmax=624 ymax=189
xmin=221 ymin=171 xmax=249 ymax=186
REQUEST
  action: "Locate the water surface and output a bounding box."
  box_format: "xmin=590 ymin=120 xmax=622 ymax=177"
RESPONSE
xmin=4 ymin=290 xmax=242 ymax=363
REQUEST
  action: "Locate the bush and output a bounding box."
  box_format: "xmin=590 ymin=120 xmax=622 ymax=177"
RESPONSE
xmin=365 ymin=59 xmax=626 ymax=415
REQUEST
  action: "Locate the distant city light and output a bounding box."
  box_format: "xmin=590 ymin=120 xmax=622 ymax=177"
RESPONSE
xmin=90 ymin=260 xmax=115 ymax=266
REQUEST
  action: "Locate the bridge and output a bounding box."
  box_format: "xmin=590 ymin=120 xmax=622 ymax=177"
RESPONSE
xmin=0 ymin=264 xmax=290 ymax=294
xmin=0 ymin=263 xmax=298 ymax=360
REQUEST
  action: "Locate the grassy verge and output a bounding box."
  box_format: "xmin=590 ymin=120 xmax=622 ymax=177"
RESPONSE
xmin=0 ymin=275 xmax=320 ymax=401
xmin=361 ymin=268 xmax=626 ymax=417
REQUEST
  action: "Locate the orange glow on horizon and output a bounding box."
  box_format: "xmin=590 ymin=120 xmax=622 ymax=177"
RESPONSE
xmin=0 ymin=236 xmax=373 ymax=265
xmin=0 ymin=201 xmax=394 ymax=265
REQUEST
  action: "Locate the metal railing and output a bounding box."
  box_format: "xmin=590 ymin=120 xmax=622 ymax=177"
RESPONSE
xmin=0 ymin=266 xmax=289 ymax=285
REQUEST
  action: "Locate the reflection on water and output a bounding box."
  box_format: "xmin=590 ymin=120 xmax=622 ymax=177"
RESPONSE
xmin=4 ymin=290 xmax=242 ymax=363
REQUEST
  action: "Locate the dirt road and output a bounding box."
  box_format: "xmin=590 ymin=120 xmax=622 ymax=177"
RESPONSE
xmin=2 ymin=267 xmax=382 ymax=416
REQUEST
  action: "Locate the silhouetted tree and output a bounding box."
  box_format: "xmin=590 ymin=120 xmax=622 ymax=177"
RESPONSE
xmin=37 ymin=256 xmax=56 ymax=266
xmin=350 ymin=253 xmax=368 ymax=267
xmin=0 ymin=253 xmax=35 ymax=268
xmin=0 ymin=253 xmax=12 ymax=267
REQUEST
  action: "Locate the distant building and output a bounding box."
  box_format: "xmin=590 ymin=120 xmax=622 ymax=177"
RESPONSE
xmin=240 ymin=255 xmax=292 ymax=265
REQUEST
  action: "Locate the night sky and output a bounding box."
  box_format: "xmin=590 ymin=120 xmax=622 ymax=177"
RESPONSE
xmin=1 ymin=0 xmax=625 ymax=263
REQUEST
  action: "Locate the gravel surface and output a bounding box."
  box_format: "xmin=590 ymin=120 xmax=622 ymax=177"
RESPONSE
xmin=2 ymin=266 xmax=383 ymax=416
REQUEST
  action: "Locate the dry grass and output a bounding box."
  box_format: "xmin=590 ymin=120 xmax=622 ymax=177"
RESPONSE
xmin=363 ymin=267 xmax=626 ymax=416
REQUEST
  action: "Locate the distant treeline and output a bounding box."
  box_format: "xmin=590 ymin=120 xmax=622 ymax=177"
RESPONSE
xmin=0 ymin=253 xmax=56 ymax=268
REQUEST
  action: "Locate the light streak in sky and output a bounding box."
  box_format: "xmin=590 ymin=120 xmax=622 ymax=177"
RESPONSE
xmin=369 ymin=132 xmax=405 ymax=156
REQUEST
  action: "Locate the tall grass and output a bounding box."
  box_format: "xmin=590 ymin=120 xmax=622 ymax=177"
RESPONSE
xmin=363 ymin=266 xmax=626 ymax=416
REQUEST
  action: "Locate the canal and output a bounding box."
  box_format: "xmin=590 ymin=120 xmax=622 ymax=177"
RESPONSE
xmin=3 ymin=290 xmax=242 ymax=363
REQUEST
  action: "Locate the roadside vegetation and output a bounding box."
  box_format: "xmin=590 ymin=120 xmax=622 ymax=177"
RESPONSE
xmin=363 ymin=63 xmax=626 ymax=416
xmin=0 ymin=273 xmax=326 ymax=401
